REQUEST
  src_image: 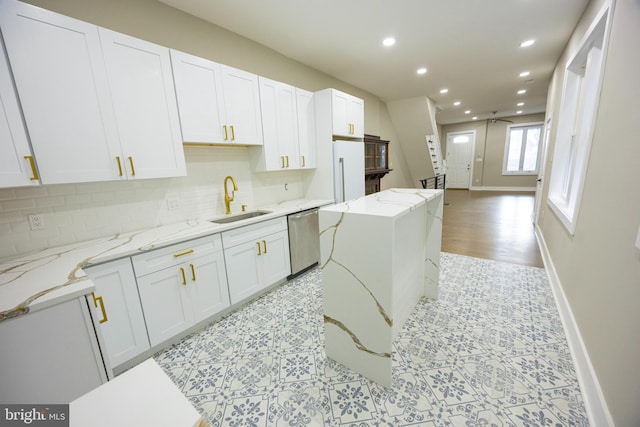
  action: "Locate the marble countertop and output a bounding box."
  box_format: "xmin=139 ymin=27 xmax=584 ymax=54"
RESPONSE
xmin=320 ymin=188 xmax=443 ymax=217
xmin=0 ymin=198 xmax=333 ymax=322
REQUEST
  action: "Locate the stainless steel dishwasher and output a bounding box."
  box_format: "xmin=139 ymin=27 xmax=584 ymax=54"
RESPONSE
xmin=287 ymin=208 xmax=320 ymax=278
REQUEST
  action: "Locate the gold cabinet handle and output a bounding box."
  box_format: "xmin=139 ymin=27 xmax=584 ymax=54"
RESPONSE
xmin=256 ymin=241 xmax=262 ymax=256
xmin=116 ymin=156 xmax=123 ymax=177
xmin=262 ymin=240 xmax=267 ymax=254
xmin=190 ymin=263 xmax=196 ymax=281
xmin=230 ymin=125 xmax=235 ymax=140
xmin=280 ymin=156 xmax=285 ymax=168
xmin=23 ymin=156 xmax=39 ymax=181
xmin=128 ymin=156 xmax=135 ymax=176
xmin=223 ymin=125 xmax=228 ymax=140
xmin=180 ymin=267 xmax=187 ymax=285
xmin=91 ymin=292 xmax=108 ymax=324
xmin=173 ymin=249 xmax=194 ymax=258
xmin=285 ymin=156 xmax=289 ymax=168
xmin=301 ymin=155 xmax=305 ymax=167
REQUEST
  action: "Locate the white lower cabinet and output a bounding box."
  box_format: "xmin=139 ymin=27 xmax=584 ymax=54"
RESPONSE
xmin=0 ymin=296 xmax=108 ymax=403
xmin=84 ymin=258 xmax=150 ymax=368
xmin=223 ymin=217 xmax=291 ymax=304
xmin=132 ymin=235 xmax=230 ymax=347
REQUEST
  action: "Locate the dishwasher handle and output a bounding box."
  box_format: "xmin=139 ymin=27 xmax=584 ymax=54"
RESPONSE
xmin=289 ymin=208 xmax=318 ymax=221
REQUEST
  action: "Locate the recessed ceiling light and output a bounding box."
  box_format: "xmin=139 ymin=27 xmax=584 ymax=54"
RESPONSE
xmin=440 ymin=88 xmax=449 ymax=94
xmin=416 ymin=67 xmax=427 ymax=75
xmin=464 ymin=110 xmax=471 ymax=114
xmin=517 ymin=102 xmax=524 ymax=106
xmin=383 ymin=37 xmax=396 ymax=47
xmin=519 ymin=71 xmax=530 ymax=77
xmin=517 ymin=89 xmax=527 ymax=95
xmin=520 ymin=39 xmax=535 ymax=48
xmin=516 ymin=110 xmax=523 ymax=114
xmin=472 ymin=116 xmax=478 ymax=120
xmin=453 ymin=101 xmax=461 ymax=106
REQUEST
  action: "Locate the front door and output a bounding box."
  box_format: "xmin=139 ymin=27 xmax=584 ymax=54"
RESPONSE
xmin=446 ymin=131 xmax=474 ymax=189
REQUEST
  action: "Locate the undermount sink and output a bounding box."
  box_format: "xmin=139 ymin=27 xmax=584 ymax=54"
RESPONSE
xmin=209 ymin=210 xmax=271 ymax=224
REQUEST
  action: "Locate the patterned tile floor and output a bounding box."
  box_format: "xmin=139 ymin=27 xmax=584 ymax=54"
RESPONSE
xmin=154 ymin=253 xmax=589 ymax=426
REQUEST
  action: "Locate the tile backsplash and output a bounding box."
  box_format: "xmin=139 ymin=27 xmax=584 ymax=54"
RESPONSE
xmin=0 ymin=146 xmax=306 ymax=259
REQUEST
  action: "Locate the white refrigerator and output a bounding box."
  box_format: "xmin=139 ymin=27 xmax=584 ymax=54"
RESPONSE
xmin=333 ymin=140 xmax=365 ymax=203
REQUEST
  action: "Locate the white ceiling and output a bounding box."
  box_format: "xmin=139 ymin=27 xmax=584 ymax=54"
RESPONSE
xmin=159 ymin=0 xmax=588 ymax=125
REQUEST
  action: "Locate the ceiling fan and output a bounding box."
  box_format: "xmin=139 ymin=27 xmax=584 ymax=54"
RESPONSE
xmin=488 ymin=111 xmax=514 ymax=124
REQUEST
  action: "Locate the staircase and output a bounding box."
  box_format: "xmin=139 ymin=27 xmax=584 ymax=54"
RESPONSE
xmin=387 ymin=96 xmax=445 ymax=187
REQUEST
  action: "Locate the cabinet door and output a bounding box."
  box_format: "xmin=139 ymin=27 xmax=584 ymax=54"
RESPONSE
xmin=221 ymin=65 xmax=263 ymax=146
xmin=258 ymin=77 xmax=299 ymax=170
xmin=331 ymin=90 xmax=364 ymax=138
xmin=170 ymin=50 xmax=227 ymax=144
xmin=347 ymin=96 xmax=365 ymax=138
xmin=84 ymin=258 xmax=150 ymax=368
xmin=0 ymin=0 xmax=121 ymax=184
xmin=187 ymin=251 xmax=231 ymax=323
xmin=259 ymin=230 xmax=291 ymax=287
xmin=296 ymin=88 xmax=316 ymax=169
xmin=331 ymin=90 xmax=351 ymax=137
xmin=99 ymin=29 xmax=186 ymax=179
xmin=137 ymin=267 xmax=194 ymax=347
xmin=225 ymin=240 xmax=262 ymax=305
xmin=0 ymin=39 xmax=38 ymax=188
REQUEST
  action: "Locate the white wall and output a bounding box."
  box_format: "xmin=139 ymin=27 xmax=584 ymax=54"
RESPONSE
xmin=537 ymin=0 xmax=640 ymax=425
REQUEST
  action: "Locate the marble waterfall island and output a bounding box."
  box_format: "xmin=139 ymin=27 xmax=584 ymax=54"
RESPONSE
xmin=319 ymin=188 xmax=443 ymax=387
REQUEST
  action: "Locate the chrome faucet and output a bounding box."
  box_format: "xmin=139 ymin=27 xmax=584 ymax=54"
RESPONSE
xmin=223 ymin=175 xmax=238 ymax=214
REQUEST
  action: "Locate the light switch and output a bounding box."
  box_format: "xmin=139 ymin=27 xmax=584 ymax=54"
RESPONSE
xmin=635 ymin=225 xmax=640 ymax=250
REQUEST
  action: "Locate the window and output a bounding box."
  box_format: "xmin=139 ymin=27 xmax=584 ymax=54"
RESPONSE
xmin=547 ymin=4 xmax=611 ymax=235
xmin=502 ymin=123 xmax=543 ymax=175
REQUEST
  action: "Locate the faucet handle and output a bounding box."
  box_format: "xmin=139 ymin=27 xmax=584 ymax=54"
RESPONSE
xmin=241 ymin=204 xmax=247 ymax=212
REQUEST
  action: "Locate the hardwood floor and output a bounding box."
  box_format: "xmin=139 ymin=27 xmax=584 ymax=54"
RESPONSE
xmin=441 ymin=189 xmax=544 ymax=268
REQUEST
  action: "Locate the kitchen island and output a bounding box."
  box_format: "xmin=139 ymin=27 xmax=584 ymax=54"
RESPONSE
xmin=319 ymin=188 xmax=443 ymax=387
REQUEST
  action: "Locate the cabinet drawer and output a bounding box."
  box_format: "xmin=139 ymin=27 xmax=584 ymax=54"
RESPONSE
xmin=132 ymin=234 xmax=222 ymax=277
xmin=222 ymin=217 xmax=287 ymax=248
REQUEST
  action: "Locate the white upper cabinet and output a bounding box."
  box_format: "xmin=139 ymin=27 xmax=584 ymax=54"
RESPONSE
xmin=254 ymin=76 xmax=299 ymax=171
xmin=0 ymin=0 xmax=122 ymax=184
xmin=252 ymin=79 xmax=317 ymax=172
xmin=221 ymin=65 xmax=263 ymax=145
xmin=296 ymin=88 xmax=317 ymax=169
xmin=0 ymin=0 xmax=185 ymax=184
xmin=171 ymin=50 xmax=262 ymax=146
xmin=0 ymin=37 xmax=39 ymax=188
xmin=99 ymin=29 xmax=185 ymax=179
xmin=170 ymin=50 xmax=226 ymax=143
xmin=331 ymin=89 xmax=364 ymax=138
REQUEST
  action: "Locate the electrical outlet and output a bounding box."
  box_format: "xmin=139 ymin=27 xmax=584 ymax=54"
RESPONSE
xmin=28 ymin=213 xmax=44 ymax=230
xmin=167 ymin=198 xmax=180 ymax=210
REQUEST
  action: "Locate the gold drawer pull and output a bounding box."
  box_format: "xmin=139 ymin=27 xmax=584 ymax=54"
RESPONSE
xmin=230 ymin=125 xmax=235 ymax=140
xmin=256 ymin=241 xmax=262 ymax=256
xmin=116 ymin=156 xmax=123 ymax=176
xmin=91 ymin=292 xmax=108 ymax=324
xmin=301 ymin=155 xmax=305 ymax=167
xmin=223 ymin=125 xmax=228 ymax=140
xmin=262 ymin=240 xmax=267 ymax=253
xmin=128 ymin=156 xmax=136 ymax=176
xmin=24 ymin=156 xmax=39 ymax=180
xmin=285 ymin=155 xmax=289 ymax=168
xmin=190 ymin=263 xmax=196 ymax=281
xmin=281 ymin=156 xmax=285 ymax=168
xmin=173 ymin=249 xmax=194 ymax=258
xmin=180 ymin=267 xmax=187 ymax=285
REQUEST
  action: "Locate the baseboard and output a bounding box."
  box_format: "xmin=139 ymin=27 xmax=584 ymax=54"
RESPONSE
xmin=467 ymin=186 xmax=536 ymax=192
xmin=535 ymin=226 xmax=615 ymax=427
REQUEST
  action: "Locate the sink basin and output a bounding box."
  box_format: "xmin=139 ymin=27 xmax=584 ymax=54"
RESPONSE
xmin=209 ymin=210 xmax=271 ymax=224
